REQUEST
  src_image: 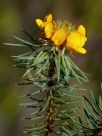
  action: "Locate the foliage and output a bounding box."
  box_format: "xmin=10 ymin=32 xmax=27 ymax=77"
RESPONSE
xmin=5 ymin=29 xmax=102 ymax=136
xmin=79 ymin=89 xmax=102 ymax=136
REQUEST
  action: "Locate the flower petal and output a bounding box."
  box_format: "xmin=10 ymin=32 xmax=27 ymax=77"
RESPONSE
xmin=36 ymin=19 xmax=44 ymax=29
xmin=76 ymin=48 xmax=87 ymax=54
xmin=44 ymin=22 xmax=55 ymax=39
xmin=44 ymin=14 xmax=52 ymax=23
xmin=52 ymin=29 xmax=68 ymax=47
xmin=77 ymin=25 xmax=86 ymax=36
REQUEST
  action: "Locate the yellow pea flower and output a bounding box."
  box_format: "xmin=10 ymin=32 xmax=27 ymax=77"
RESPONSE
xmin=52 ymin=29 xmax=68 ymax=47
xmin=36 ymin=14 xmax=53 ymax=29
xmin=36 ymin=14 xmax=56 ymax=39
xmin=66 ymin=25 xmax=87 ymax=54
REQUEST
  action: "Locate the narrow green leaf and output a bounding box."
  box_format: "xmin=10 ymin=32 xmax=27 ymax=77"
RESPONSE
xmin=55 ymin=52 xmax=61 ymax=81
xmin=13 ymin=36 xmax=36 ymax=46
xmin=3 ymin=43 xmax=26 ymax=46
xmin=20 ymin=102 xmax=37 ymax=107
xmin=23 ymin=68 xmax=33 ymax=78
xmin=31 ymin=115 xmax=45 ymax=120
xmin=36 ymin=59 xmax=49 ymax=74
xmin=41 ymin=96 xmax=51 ymax=112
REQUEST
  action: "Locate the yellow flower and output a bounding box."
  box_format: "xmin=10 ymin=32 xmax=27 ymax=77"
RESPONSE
xmin=52 ymin=29 xmax=68 ymax=47
xmin=66 ymin=25 xmax=87 ymax=54
xmin=36 ymin=14 xmax=56 ymax=39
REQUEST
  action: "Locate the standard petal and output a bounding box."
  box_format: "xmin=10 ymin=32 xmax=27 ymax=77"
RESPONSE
xmin=44 ymin=13 xmax=52 ymax=23
xmin=77 ymin=25 xmax=86 ymax=36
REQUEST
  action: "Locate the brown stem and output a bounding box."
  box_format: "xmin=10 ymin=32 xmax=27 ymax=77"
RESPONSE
xmin=45 ymin=56 xmax=56 ymax=136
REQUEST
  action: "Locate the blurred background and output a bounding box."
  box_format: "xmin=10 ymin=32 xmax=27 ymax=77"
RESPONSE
xmin=0 ymin=0 xmax=102 ymax=135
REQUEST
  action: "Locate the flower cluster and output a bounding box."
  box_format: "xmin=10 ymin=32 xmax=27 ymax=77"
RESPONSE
xmin=36 ymin=14 xmax=87 ymax=54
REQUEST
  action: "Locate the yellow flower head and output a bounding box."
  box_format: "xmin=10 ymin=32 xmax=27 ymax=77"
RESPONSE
xmin=36 ymin=14 xmax=87 ymax=54
xmin=52 ymin=29 xmax=68 ymax=47
xmin=36 ymin=14 xmax=56 ymax=39
xmin=66 ymin=25 xmax=87 ymax=54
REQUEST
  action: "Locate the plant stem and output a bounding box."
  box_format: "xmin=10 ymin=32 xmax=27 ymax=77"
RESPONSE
xmin=45 ymin=56 xmax=56 ymax=136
